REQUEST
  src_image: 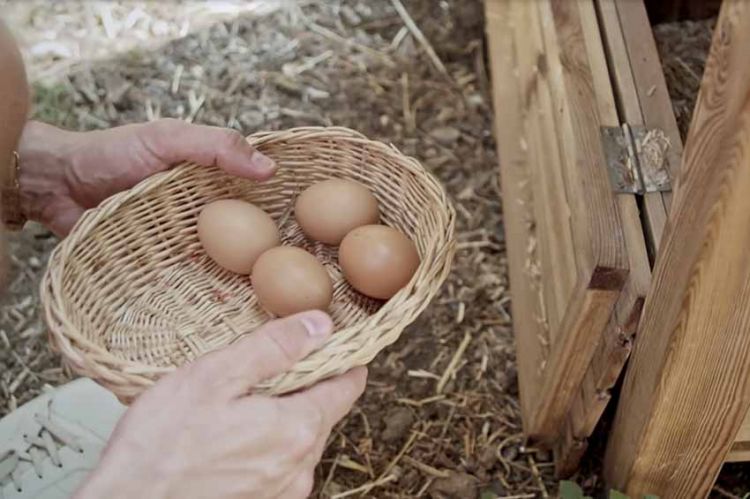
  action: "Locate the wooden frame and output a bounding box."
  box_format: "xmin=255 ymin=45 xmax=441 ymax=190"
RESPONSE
xmin=485 ymin=0 xmax=677 ymax=475
xmin=487 ymin=0 xmax=750 ymax=493
xmin=604 ymin=1 xmax=750 ymax=495
xmin=485 ymin=0 xmax=631 ymax=447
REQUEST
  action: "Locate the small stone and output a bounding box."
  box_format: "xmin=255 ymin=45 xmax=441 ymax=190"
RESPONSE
xmin=430 ymin=126 xmax=461 ymax=145
xmin=382 ymin=407 xmax=414 ymax=443
xmin=429 ymin=471 xmax=479 ymax=499
xmin=478 ymin=444 xmax=497 ymax=469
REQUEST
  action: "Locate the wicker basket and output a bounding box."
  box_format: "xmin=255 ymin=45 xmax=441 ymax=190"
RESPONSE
xmin=41 ymin=127 xmax=456 ymax=402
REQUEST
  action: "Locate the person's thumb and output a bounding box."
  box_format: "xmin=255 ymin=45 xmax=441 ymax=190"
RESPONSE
xmin=193 ymin=310 xmax=333 ymax=397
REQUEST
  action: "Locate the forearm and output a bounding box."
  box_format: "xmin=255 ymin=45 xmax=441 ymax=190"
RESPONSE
xmin=0 ymin=19 xmax=31 ymax=285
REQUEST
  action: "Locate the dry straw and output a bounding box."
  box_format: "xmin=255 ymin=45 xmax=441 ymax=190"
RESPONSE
xmin=41 ymin=127 xmax=456 ymax=403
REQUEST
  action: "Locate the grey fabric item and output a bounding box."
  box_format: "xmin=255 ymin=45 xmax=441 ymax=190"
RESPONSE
xmin=0 ymin=379 xmax=126 ymax=499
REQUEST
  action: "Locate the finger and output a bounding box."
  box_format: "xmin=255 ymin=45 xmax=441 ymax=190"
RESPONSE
xmin=283 ymin=367 xmax=367 ymax=431
xmin=139 ymin=119 xmax=277 ymax=180
xmin=193 ymin=310 xmax=333 ymax=395
xmin=45 ymin=199 xmax=85 ymax=238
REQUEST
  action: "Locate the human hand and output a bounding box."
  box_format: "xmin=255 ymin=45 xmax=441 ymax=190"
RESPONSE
xmin=75 ymin=311 xmax=367 ymax=499
xmin=17 ymin=119 xmax=277 ymax=236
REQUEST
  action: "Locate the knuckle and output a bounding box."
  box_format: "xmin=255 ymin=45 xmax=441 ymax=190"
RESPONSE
xmin=220 ymin=128 xmax=248 ymax=149
xmin=293 ymin=421 xmax=320 ymax=457
xmin=260 ymin=327 xmax=300 ymax=366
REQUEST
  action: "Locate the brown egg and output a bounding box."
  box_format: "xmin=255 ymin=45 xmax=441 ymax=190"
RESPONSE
xmin=295 ymin=179 xmax=379 ymax=245
xmin=339 ymin=225 xmax=420 ymax=300
xmin=197 ymin=200 xmax=280 ymax=274
xmin=252 ymin=246 xmax=333 ymax=317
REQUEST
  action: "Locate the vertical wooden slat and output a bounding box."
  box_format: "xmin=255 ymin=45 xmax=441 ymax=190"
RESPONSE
xmin=604 ymin=2 xmax=750 ymax=496
xmin=485 ymin=0 xmax=548 ymax=426
xmin=552 ymin=0 xmax=652 ymax=473
xmin=613 ymin=0 xmax=684 ymax=254
xmin=510 ymin=0 xmax=577 ymax=340
xmin=526 ymin=0 xmax=628 ymax=440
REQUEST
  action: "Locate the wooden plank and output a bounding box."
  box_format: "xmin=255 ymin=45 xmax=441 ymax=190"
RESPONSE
xmin=520 ymin=0 xmax=628 ymax=440
xmin=578 ymin=0 xmax=652 ymax=333
xmin=591 ymin=298 xmax=640 ymax=390
xmin=485 ymin=0 xmax=549 ymax=428
xmin=603 ymin=2 xmax=750 ymax=495
xmin=552 ymin=0 xmax=653 ymax=470
xmin=614 ymin=0 xmax=685 ymax=254
xmin=537 ymin=0 xmax=628 ymax=278
xmin=510 ymin=0 xmax=577 ymax=339
xmin=554 ymin=417 xmax=588 ymax=479
xmin=595 ymin=0 xmax=668 ymax=259
xmin=487 ymin=0 xmax=629 ymax=443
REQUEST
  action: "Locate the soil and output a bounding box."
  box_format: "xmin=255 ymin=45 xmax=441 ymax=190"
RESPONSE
xmin=0 ymin=1 xmax=745 ymax=498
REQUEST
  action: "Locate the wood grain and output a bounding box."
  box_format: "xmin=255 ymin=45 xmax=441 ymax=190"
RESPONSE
xmin=540 ymin=0 xmax=628 ymax=276
xmin=487 ymin=0 xmax=629 ymax=442
xmin=553 ymin=0 xmax=652 ymax=470
xmin=614 ymin=0 xmax=684 ymax=255
xmin=511 ymin=0 xmax=577 ymax=339
xmin=484 ymin=0 xmax=548 ymax=427
xmin=604 ymin=1 xmax=750 ymax=495
xmin=524 ymin=0 xmax=628 ymax=440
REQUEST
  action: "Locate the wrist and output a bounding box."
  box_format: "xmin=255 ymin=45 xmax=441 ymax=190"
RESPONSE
xmin=74 ymin=426 xmax=173 ymax=499
xmin=74 ymin=456 xmax=169 ymax=499
xmin=16 ymin=121 xmax=76 ymax=224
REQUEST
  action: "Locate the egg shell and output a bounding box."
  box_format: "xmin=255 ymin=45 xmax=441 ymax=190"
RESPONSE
xmin=339 ymin=225 xmax=420 ymax=300
xmin=252 ymin=246 xmax=333 ymax=317
xmin=197 ymin=200 xmax=280 ymax=275
xmin=295 ymin=179 xmax=380 ymax=245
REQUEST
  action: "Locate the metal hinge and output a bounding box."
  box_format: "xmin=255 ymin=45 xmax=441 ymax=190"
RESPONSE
xmin=601 ymin=124 xmax=673 ymax=194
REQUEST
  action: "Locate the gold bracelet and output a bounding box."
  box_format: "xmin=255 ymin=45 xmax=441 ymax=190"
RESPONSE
xmin=1 ymin=151 xmax=27 ymax=231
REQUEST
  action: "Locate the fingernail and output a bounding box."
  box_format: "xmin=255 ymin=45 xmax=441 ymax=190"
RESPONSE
xmin=299 ymin=311 xmax=333 ymax=339
xmin=250 ymin=151 xmax=277 ymax=175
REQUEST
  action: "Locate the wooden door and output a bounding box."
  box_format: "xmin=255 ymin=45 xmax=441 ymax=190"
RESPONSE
xmin=485 ymin=0 xmax=680 ymax=475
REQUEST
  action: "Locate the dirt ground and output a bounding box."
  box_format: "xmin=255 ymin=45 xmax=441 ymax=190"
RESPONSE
xmin=0 ymin=1 xmax=745 ymax=498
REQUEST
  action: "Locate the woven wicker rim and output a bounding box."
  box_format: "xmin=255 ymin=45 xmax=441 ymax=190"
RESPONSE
xmin=41 ymin=126 xmax=456 ymax=401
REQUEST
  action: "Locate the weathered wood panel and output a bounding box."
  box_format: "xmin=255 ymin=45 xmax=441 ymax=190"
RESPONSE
xmin=486 ymin=0 xmax=630 ymax=444
xmin=553 ymin=0 xmax=654 ymax=474
xmin=604 ymin=2 xmax=750 ymax=495
xmin=520 ymin=0 xmax=629 ymax=440
xmin=485 ymin=0 xmax=549 ymax=425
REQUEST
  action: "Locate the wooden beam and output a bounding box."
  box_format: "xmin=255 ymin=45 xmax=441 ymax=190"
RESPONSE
xmin=553 ymin=0 xmax=653 ymax=473
xmin=486 ymin=0 xmax=630 ymax=442
xmin=527 ymin=0 xmax=630 ymax=441
xmin=604 ymin=1 xmax=750 ymax=496
xmin=597 ymin=0 xmax=684 ymax=257
xmin=484 ymin=0 xmax=549 ymax=427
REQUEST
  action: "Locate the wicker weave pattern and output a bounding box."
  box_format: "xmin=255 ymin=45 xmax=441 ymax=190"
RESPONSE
xmin=41 ymin=127 xmax=456 ymax=402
